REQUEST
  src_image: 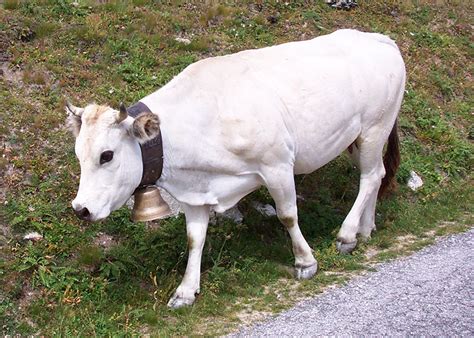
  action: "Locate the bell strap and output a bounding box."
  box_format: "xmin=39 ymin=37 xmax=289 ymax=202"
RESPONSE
xmin=127 ymin=102 xmax=163 ymax=187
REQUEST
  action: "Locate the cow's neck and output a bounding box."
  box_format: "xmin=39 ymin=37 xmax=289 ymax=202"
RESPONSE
xmin=127 ymin=102 xmax=163 ymax=188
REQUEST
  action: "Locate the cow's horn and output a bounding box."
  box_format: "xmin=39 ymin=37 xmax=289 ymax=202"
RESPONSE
xmin=66 ymin=101 xmax=84 ymax=116
xmin=117 ymin=102 xmax=128 ymax=123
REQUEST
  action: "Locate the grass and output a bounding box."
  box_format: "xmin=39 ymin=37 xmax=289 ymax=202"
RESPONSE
xmin=0 ymin=1 xmax=473 ymax=335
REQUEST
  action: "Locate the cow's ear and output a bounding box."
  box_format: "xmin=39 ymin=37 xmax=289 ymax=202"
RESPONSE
xmin=131 ymin=112 xmax=160 ymax=143
xmin=65 ymin=102 xmax=84 ymax=137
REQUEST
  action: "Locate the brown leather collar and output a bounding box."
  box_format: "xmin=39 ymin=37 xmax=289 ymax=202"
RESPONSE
xmin=127 ymin=102 xmax=163 ymax=188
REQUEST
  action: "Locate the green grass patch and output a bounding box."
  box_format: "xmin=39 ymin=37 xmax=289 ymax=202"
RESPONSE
xmin=3 ymin=0 xmax=19 ymax=10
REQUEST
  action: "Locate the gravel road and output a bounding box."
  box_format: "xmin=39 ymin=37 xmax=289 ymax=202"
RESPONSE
xmin=234 ymin=228 xmax=474 ymax=336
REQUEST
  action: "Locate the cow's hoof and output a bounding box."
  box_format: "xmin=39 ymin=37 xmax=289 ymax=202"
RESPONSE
xmin=336 ymin=239 xmax=357 ymax=254
xmin=295 ymin=262 xmax=318 ymax=280
xmin=167 ymin=294 xmax=195 ymax=309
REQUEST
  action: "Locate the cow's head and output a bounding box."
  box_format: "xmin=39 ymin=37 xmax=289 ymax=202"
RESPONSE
xmin=66 ymin=102 xmax=160 ymax=221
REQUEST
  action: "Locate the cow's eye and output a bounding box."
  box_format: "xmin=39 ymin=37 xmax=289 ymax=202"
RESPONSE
xmin=100 ymin=150 xmax=114 ymax=165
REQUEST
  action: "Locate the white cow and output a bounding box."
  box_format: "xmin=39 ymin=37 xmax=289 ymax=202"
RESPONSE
xmin=67 ymin=29 xmax=405 ymax=308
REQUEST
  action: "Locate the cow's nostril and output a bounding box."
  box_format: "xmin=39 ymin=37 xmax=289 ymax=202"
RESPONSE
xmin=74 ymin=207 xmax=90 ymax=220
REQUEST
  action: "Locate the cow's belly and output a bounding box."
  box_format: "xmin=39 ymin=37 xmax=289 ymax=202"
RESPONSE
xmin=293 ymin=115 xmax=361 ymax=174
xmin=160 ymin=171 xmax=262 ymax=212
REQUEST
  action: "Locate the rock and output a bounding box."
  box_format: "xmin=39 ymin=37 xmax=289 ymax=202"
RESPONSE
xmin=407 ymin=171 xmax=423 ymax=191
xmin=210 ymin=205 xmax=244 ymax=225
xmin=21 ymin=173 xmax=34 ymax=187
xmin=23 ymin=232 xmax=43 ymax=242
xmin=175 ymin=37 xmax=191 ymax=45
xmin=325 ymin=0 xmax=358 ymax=9
xmin=126 ymin=197 xmax=134 ymax=209
xmin=222 ymin=205 xmax=244 ymax=224
xmin=267 ymin=15 xmax=279 ymax=24
xmin=252 ymin=201 xmax=277 ymax=217
xmin=296 ymin=194 xmax=305 ymax=201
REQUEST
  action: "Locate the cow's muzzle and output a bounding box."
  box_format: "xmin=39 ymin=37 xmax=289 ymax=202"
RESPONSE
xmin=74 ymin=206 xmax=91 ymax=221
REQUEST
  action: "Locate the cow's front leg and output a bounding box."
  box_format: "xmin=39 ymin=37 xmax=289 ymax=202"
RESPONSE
xmin=168 ymin=204 xmax=210 ymax=309
xmin=264 ymin=167 xmax=318 ymax=280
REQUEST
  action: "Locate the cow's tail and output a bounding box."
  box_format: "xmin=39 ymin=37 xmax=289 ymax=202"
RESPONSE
xmin=379 ymin=120 xmax=400 ymax=197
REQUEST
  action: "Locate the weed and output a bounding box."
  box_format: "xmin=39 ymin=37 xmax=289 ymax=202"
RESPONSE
xmin=302 ymin=9 xmax=321 ymax=28
xmin=226 ymin=14 xmax=275 ymax=45
xmin=132 ymin=0 xmax=152 ymax=5
xmin=201 ymin=4 xmax=233 ymax=27
xmin=3 ymin=0 xmax=19 ymax=10
xmin=35 ymin=21 xmax=59 ymax=39
xmin=178 ymin=37 xmax=211 ymax=52
xmin=22 ymin=69 xmax=47 ymax=85
xmin=430 ymin=68 xmax=454 ymax=101
xmin=77 ymin=245 xmax=103 ymax=267
xmin=412 ymin=30 xmax=451 ymax=50
xmin=409 ymin=5 xmax=432 ymax=25
xmin=51 ymin=0 xmax=89 ymax=18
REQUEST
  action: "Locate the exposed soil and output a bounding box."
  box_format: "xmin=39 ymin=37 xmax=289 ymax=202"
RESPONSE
xmin=0 ymin=62 xmax=23 ymax=84
xmin=0 ymin=29 xmax=10 ymax=63
xmin=93 ymin=232 xmax=117 ymax=251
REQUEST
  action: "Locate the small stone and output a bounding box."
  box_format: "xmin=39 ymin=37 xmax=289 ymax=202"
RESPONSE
xmin=23 ymin=232 xmax=43 ymax=242
xmin=252 ymin=201 xmax=277 ymax=217
xmin=222 ymin=205 xmax=244 ymax=224
xmin=211 ymin=205 xmax=244 ymax=225
xmin=21 ymin=172 xmax=34 ymax=187
xmin=174 ymin=37 xmax=191 ymax=45
xmin=126 ymin=197 xmax=134 ymax=210
xmin=407 ymin=171 xmax=423 ymax=191
xmin=326 ymin=0 xmax=358 ymax=9
xmin=267 ymin=15 xmax=279 ymax=24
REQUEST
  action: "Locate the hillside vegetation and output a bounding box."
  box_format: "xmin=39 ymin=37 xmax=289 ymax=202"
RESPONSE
xmin=0 ymin=1 xmax=472 ymax=335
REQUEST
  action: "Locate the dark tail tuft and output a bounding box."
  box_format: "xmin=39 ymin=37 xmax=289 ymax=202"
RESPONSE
xmin=379 ymin=120 xmax=400 ymax=198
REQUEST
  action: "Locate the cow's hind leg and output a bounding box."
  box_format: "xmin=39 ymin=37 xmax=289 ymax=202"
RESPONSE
xmin=263 ymin=167 xmax=317 ymax=279
xmin=346 ymin=141 xmax=377 ymax=240
xmin=337 ymin=135 xmax=386 ymax=253
xmin=168 ymin=204 xmax=209 ymax=308
xmin=358 ymin=191 xmax=378 ymax=239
